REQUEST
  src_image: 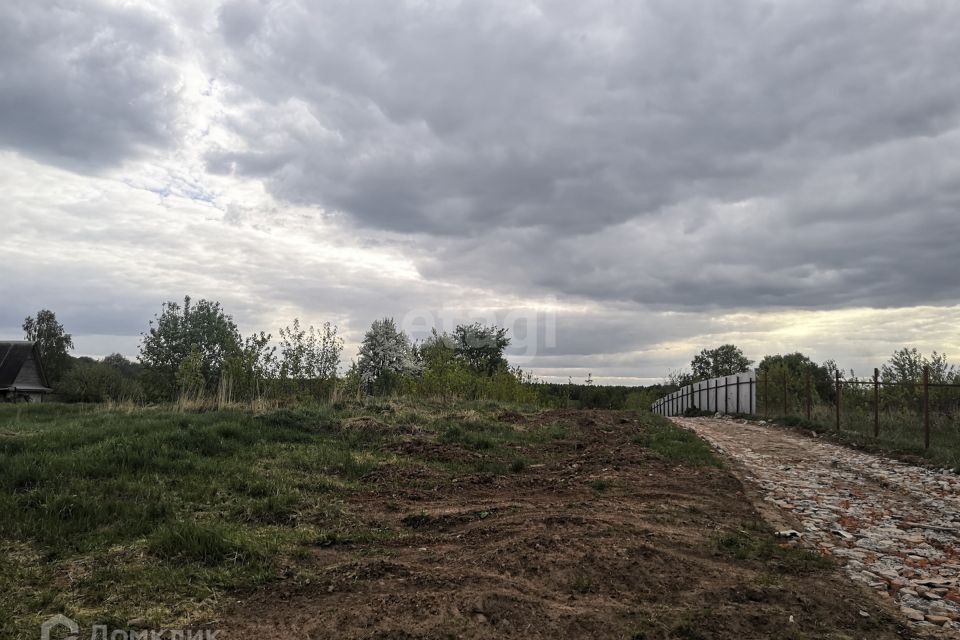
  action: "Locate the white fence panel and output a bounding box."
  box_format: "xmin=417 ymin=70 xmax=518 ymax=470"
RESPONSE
xmin=651 ymin=371 xmax=757 ymax=417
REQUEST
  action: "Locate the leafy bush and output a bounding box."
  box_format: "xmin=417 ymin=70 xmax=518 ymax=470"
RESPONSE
xmin=58 ymin=360 xmax=143 ymax=403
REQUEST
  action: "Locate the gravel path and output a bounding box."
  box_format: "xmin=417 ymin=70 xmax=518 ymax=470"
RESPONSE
xmin=675 ymin=416 xmax=960 ymax=637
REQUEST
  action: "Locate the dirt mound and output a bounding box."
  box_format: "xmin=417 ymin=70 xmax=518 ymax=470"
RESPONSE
xmin=340 ymin=416 xmax=420 ymax=437
xmin=495 ymin=409 xmax=526 ymax=423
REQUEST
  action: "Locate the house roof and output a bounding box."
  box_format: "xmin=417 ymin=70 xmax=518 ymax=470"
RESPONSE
xmin=0 ymin=341 xmax=50 ymax=390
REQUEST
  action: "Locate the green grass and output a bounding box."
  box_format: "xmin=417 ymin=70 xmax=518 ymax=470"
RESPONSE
xmin=770 ymin=406 xmax=960 ymax=470
xmin=713 ymin=520 xmax=833 ymax=574
xmin=509 ymin=457 xmax=528 ymax=473
xmin=571 ymin=574 xmax=595 ymax=594
xmin=0 ymin=403 xmax=731 ymax=637
xmin=0 ymin=400 xmax=576 ymax=636
xmin=633 ymin=417 xmax=721 ymax=467
xmin=589 ymin=479 xmax=612 ymax=492
xmin=426 ymin=414 xmax=568 ymax=475
xmin=433 ymin=416 xmax=568 ymax=449
xmin=147 ymin=520 xmax=264 ymax=565
xmin=0 ymin=402 xmax=391 ymax=637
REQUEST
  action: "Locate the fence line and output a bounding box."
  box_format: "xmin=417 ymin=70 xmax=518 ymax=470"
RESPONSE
xmin=651 ymin=371 xmax=756 ymax=417
xmin=653 ymin=365 xmax=960 ymax=453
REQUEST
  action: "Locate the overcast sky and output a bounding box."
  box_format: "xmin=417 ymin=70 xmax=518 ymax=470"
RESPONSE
xmin=2 ymin=0 xmax=959 ymax=384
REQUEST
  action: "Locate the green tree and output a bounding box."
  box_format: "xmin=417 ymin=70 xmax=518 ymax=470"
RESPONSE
xmin=881 ymin=347 xmax=955 ymax=384
xmin=356 ymin=318 xmax=415 ymax=393
xmin=880 ymin=348 xmax=956 ymax=411
xmin=665 ymin=369 xmax=694 ymax=389
xmin=452 ymin=323 xmax=510 ymax=375
xmin=278 ymin=319 xmax=343 ymax=381
xmin=221 ymin=331 xmax=276 ymax=402
xmin=22 ymin=309 xmax=74 ymax=384
xmin=58 ymin=359 xmax=143 ymax=403
xmin=413 ymin=330 xmax=469 ymax=402
xmin=175 ymin=345 xmax=206 ymax=400
xmin=690 ymin=344 xmax=753 ymax=381
xmin=102 ymin=353 xmax=141 ymax=378
xmin=138 ymin=296 xmax=243 ymax=400
xmin=757 ymin=352 xmax=835 ymax=403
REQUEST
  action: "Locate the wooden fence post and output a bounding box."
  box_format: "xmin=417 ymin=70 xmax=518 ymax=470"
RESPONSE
xmin=805 ymin=370 xmax=812 ymax=421
xmin=924 ymin=365 xmax=930 ymax=451
xmin=835 ymin=370 xmax=842 ymax=432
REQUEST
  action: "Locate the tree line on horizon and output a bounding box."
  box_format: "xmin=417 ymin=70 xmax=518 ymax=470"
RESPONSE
xmin=18 ymin=298 xmax=540 ymax=405
xmin=15 ymin=304 xmax=959 ymax=411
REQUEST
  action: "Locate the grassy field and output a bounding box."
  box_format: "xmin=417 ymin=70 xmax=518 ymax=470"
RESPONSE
xmin=0 ymin=402 xmax=903 ymax=639
xmin=0 ymin=400 xmax=576 ymax=636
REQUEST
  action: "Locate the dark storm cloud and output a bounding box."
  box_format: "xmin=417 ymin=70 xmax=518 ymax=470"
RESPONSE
xmin=205 ymin=0 xmax=960 ymax=311
xmin=0 ymin=0 xmax=180 ymax=171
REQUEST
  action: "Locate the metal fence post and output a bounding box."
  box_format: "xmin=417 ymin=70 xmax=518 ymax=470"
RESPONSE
xmin=783 ymin=373 xmax=788 ymax=416
xmin=763 ymin=374 xmax=768 ymax=416
xmin=873 ymin=368 xmax=880 ymax=438
xmin=835 ymin=370 xmax=842 ymax=432
xmin=749 ymin=376 xmax=754 ymax=415
xmin=736 ymin=376 xmax=741 ymax=414
xmin=714 ymin=379 xmax=719 ymax=413
xmin=924 ymin=365 xmax=930 ymax=451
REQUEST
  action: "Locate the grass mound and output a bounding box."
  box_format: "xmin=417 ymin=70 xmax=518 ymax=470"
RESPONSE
xmin=148 ymin=520 xmax=262 ymax=565
xmin=634 ymin=417 xmax=722 ymax=467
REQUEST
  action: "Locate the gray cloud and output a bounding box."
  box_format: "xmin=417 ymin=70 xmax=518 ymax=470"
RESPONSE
xmin=209 ymin=0 xmax=960 ymax=227
xmin=0 ymin=0 xmax=181 ymax=171
xmin=201 ymin=0 xmax=960 ymax=312
xmin=4 ymin=0 xmax=960 ymax=383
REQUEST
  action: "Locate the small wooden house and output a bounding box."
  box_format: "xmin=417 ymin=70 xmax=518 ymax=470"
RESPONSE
xmin=0 ymin=341 xmax=53 ymax=402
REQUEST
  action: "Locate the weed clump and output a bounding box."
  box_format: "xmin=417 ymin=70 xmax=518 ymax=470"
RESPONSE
xmin=713 ymin=520 xmax=833 ymax=574
xmin=401 ymin=512 xmax=433 ymax=528
xmin=590 ymin=479 xmax=611 ymax=492
xmin=509 ymin=457 xmax=528 ymax=473
xmin=148 ymin=520 xmax=260 ymax=565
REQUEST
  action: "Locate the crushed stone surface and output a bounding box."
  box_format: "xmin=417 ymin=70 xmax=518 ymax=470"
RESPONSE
xmin=675 ymin=416 xmax=960 ymax=637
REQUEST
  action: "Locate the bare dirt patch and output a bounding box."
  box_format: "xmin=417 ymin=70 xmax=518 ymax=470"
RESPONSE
xmin=219 ymin=410 xmax=908 ymax=639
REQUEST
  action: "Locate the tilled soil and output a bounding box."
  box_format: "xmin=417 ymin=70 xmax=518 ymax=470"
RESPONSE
xmin=677 ymin=415 xmax=960 ymax=638
xmin=220 ymin=410 xmax=907 ymax=639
